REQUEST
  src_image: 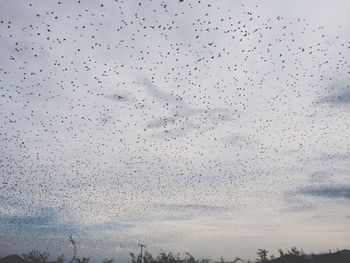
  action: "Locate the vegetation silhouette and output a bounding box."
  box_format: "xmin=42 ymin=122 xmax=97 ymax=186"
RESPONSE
xmin=0 ymin=237 xmax=349 ymax=263
xmin=256 ymin=249 xmax=269 ymax=263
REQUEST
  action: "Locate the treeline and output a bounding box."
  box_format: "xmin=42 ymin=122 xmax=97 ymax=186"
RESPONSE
xmin=0 ymin=237 xmax=349 ymax=263
xmin=129 ymin=247 xmax=350 ymax=263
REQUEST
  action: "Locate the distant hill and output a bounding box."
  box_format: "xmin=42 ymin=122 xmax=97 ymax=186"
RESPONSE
xmin=270 ymin=249 xmax=350 ymax=263
xmin=0 ymin=255 xmax=25 ymax=263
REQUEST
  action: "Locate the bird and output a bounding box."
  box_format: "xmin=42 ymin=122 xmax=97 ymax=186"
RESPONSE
xmin=0 ymin=0 xmax=349 ymax=259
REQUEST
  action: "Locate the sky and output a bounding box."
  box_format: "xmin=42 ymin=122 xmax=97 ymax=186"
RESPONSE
xmin=0 ymin=0 xmax=350 ymax=261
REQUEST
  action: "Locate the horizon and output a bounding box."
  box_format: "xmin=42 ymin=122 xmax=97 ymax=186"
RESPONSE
xmin=0 ymin=244 xmax=349 ymax=263
xmin=0 ymin=0 xmax=350 ymax=261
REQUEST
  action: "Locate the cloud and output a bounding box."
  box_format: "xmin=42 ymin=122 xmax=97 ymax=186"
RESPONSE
xmin=84 ymin=221 xmax=134 ymax=232
xmin=149 ymin=203 xmax=228 ymax=221
xmin=108 ymin=94 xmax=131 ymax=102
xmin=142 ymin=79 xmax=184 ymax=106
xmin=0 ymin=207 xmax=78 ymax=245
xmin=0 ymin=207 xmax=57 ymax=226
xmin=282 ymin=184 xmax=350 ymax=213
xmin=141 ymin=78 xmax=236 ymax=138
xmin=317 ymin=84 xmax=350 ymax=105
xmin=154 ymin=203 xmax=226 ymax=211
xmin=1 ymin=215 xmax=53 ymax=226
xmin=308 ymin=171 xmax=331 ymax=183
xmin=280 ymin=201 xmax=315 ymax=213
xmin=222 ymin=134 xmax=257 ymax=147
xmin=318 ymin=152 xmax=350 ymax=161
xmin=281 ymin=192 xmax=316 ymax=213
xmin=299 ymin=186 xmax=350 ymax=199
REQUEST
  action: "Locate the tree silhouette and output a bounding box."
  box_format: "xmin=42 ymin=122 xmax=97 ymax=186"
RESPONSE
xmin=22 ymin=251 xmax=49 ymax=263
xmin=22 ymin=250 xmax=64 ymax=263
xmin=256 ymin=249 xmax=269 ymax=263
xmin=287 ymin=247 xmax=303 ymax=256
xmin=232 ymin=256 xmax=243 ymax=263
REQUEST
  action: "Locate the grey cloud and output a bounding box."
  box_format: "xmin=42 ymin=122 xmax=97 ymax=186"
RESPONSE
xmin=154 ymin=203 xmax=226 ymax=211
xmin=141 ymin=79 xmax=236 ymax=137
xmin=84 ymin=221 xmax=134 ymax=232
xmin=148 ymin=116 xmax=178 ymax=129
xmin=308 ymin=171 xmax=331 ymax=183
xmin=283 ymin=185 xmax=350 ymax=214
xmin=150 ymin=117 xmax=226 ymax=140
xmin=318 ymin=85 xmax=350 ymax=105
xmin=281 ymin=192 xmax=316 ymax=213
xmin=281 ymin=184 xmax=350 ymax=213
xmin=108 ymin=94 xmax=131 ymax=102
xmin=148 ymin=203 xmax=228 ymax=221
xmin=0 ymin=214 xmax=53 ymax=226
xmin=319 ymin=152 xmax=350 ymax=161
xmin=148 ymin=108 xmax=232 ymax=129
xmin=142 ymin=79 xmax=184 ymax=106
xmin=280 ymin=202 xmax=315 ymax=213
xmin=0 ymin=207 xmax=77 ymax=238
xmin=114 ymin=203 xmax=228 ymax=223
xmin=299 ymin=185 xmax=350 ymax=199
xmin=222 ymin=134 xmax=257 ymax=146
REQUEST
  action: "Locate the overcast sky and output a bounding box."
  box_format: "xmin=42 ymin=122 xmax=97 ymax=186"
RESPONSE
xmin=0 ymin=0 xmax=350 ymax=261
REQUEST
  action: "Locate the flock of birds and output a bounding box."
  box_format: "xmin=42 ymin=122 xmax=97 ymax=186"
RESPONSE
xmin=0 ymin=0 xmax=349 ymax=256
